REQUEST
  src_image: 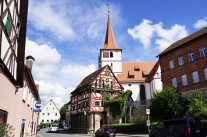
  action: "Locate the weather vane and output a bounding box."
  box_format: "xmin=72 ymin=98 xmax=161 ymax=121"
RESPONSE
xmin=106 ymin=4 xmax=110 ymax=15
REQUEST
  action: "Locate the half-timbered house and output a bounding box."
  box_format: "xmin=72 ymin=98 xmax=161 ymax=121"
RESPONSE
xmin=69 ymin=65 xmax=123 ymax=133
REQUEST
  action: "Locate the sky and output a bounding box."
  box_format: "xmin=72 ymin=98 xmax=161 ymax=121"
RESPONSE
xmin=25 ymin=0 xmax=207 ymax=108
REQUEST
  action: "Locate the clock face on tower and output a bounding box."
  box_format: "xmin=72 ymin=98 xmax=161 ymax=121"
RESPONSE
xmin=103 ymin=52 xmax=109 ymax=58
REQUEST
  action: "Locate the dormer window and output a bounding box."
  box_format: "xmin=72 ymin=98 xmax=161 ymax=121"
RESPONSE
xmin=135 ymin=68 xmax=140 ymax=71
xmin=144 ymin=75 xmax=149 ymax=78
xmin=129 ymin=75 xmax=134 ymax=79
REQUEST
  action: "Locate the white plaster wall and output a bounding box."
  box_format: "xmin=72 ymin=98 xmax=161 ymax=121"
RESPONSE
xmin=122 ymin=83 xmax=151 ymax=101
xmin=39 ymin=100 xmax=60 ymax=123
xmin=100 ymin=50 xmax=122 ymax=75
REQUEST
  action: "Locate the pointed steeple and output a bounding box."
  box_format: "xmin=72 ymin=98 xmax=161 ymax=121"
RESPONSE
xmin=101 ymin=15 xmax=121 ymax=50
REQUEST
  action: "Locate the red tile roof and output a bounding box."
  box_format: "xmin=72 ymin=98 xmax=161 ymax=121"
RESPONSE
xmin=117 ymin=62 xmax=159 ymax=83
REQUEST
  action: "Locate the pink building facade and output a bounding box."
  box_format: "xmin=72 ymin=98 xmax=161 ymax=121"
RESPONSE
xmin=0 ymin=58 xmax=40 ymax=137
xmin=0 ymin=0 xmax=40 ymax=136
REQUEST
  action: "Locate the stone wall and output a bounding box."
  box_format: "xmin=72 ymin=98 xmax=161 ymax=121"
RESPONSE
xmin=127 ymin=106 xmax=148 ymax=122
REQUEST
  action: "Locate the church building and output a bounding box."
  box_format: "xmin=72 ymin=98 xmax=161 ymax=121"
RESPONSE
xmin=99 ymin=14 xmax=163 ymax=104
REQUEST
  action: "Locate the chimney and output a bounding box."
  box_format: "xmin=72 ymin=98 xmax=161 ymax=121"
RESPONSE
xmin=26 ymin=55 xmax=35 ymax=71
xmin=35 ymin=84 xmax=39 ymax=93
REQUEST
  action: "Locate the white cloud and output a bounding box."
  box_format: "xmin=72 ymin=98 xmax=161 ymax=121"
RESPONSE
xmin=37 ymin=80 xmax=73 ymax=108
xmin=37 ymin=63 xmax=96 ymax=108
xmin=128 ymin=19 xmax=188 ymax=51
xmin=194 ymin=17 xmax=207 ymax=29
xmin=128 ymin=19 xmax=155 ymax=49
xmin=61 ymin=64 xmax=96 ymax=83
xmin=28 ymin=0 xmax=76 ymax=40
xmin=26 ymin=39 xmax=61 ymax=65
xmin=25 ymin=38 xmax=98 ymax=108
xmin=28 ymin=0 xmax=123 ymax=42
xmin=25 ymin=38 xmax=61 ymax=80
xmin=154 ymin=23 xmax=188 ymax=51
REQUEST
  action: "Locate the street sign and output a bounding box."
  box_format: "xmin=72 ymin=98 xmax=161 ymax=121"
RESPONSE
xmin=34 ymin=109 xmax=41 ymax=112
xmin=35 ymin=101 xmax=41 ymax=109
xmin=146 ymin=109 xmax=150 ymax=114
xmin=147 ymin=120 xmax=150 ymax=126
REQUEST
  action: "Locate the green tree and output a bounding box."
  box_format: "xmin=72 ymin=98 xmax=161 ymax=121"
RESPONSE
xmin=60 ymin=104 xmax=67 ymax=121
xmin=149 ymin=86 xmax=189 ymax=120
xmin=188 ymin=90 xmax=207 ymax=119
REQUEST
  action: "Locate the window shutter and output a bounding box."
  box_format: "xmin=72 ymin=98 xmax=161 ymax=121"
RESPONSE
xmin=6 ymin=14 xmax=12 ymax=34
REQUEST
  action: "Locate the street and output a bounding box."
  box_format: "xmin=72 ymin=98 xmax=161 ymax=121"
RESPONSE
xmin=37 ymin=128 xmax=95 ymax=137
xmin=37 ymin=128 xmax=149 ymax=137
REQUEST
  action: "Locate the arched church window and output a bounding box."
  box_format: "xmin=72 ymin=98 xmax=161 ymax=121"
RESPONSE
xmin=110 ymin=52 xmax=113 ymax=58
xmin=140 ymin=85 xmax=146 ymax=105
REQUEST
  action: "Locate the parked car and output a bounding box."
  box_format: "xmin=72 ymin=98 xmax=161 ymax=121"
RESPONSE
xmin=37 ymin=125 xmax=41 ymax=131
xmin=48 ymin=124 xmax=59 ymax=133
xmin=64 ymin=124 xmax=71 ymax=131
xmin=95 ymin=127 xmax=116 ymax=137
xmin=149 ymin=118 xmax=206 ymax=137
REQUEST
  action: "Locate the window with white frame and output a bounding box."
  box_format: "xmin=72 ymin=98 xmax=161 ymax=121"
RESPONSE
xmin=178 ymin=55 xmax=184 ymax=66
xmin=169 ymin=58 xmax=174 ymax=69
xmin=199 ymin=46 xmax=207 ymax=58
xmin=192 ymin=71 xmax=199 ymax=83
xmin=181 ymin=74 xmax=188 ymax=86
xmin=23 ymin=81 xmax=27 ymax=101
xmin=204 ymin=68 xmax=207 ymax=80
xmin=188 ymin=51 xmax=195 ymax=62
xmin=172 ymin=77 xmax=177 ymax=88
xmin=27 ymin=90 xmax=31 ymax=105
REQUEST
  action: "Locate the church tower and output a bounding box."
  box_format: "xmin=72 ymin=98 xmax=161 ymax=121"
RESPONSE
xmin=98 ymin=14 xmax=122 ymax=76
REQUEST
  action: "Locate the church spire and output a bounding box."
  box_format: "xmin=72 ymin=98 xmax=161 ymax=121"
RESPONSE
xmin=101 ymin=6 xmax=121 ymax=50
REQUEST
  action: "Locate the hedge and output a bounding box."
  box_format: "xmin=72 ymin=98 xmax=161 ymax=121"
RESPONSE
xmin=105 ymin=121 xmax=149 ymax=134
xmin=39 ymin=123 xmax=50 ymax=128
xmin=105 ymin=120 xmax=207 ymax=134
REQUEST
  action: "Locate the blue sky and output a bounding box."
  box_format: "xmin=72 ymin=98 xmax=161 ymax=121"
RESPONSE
xmin=25 ymin=0 xmax=207 ymax=108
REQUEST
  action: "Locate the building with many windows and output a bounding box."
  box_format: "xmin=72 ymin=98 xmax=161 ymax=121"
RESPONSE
xmin=158 ymin=27 xmax=207 ymax=96
xmin=38 ymin=99 xmax=60 ymax=124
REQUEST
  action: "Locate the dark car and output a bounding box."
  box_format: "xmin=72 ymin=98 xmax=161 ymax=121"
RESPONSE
xmin=37 ymin=125 xmax=41 ymax=131
xmin=150 ymin=118 xmax=206 ymax=137
xmin=95 ymin=127 xmax=116 ymax=137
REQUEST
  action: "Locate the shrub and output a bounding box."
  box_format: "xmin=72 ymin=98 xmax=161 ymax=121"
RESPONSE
xmin=40 ymin=122 xmax=50 ymax=128
xmin=187 ymin=90 xmax=207 ymax=118
xmin=0 ymin=123 xmax=15 ymax=137
xmin=149 ymin=86 xmax=189 ymax=120
xmin=103 ymin=122 xmax=148 ymax=134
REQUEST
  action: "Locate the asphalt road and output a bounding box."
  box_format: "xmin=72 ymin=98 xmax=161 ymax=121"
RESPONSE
xmin=37 ymin=128 xmax=95 ymax=137
xmin=37 ymin=128 xmax=149 ymax=137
